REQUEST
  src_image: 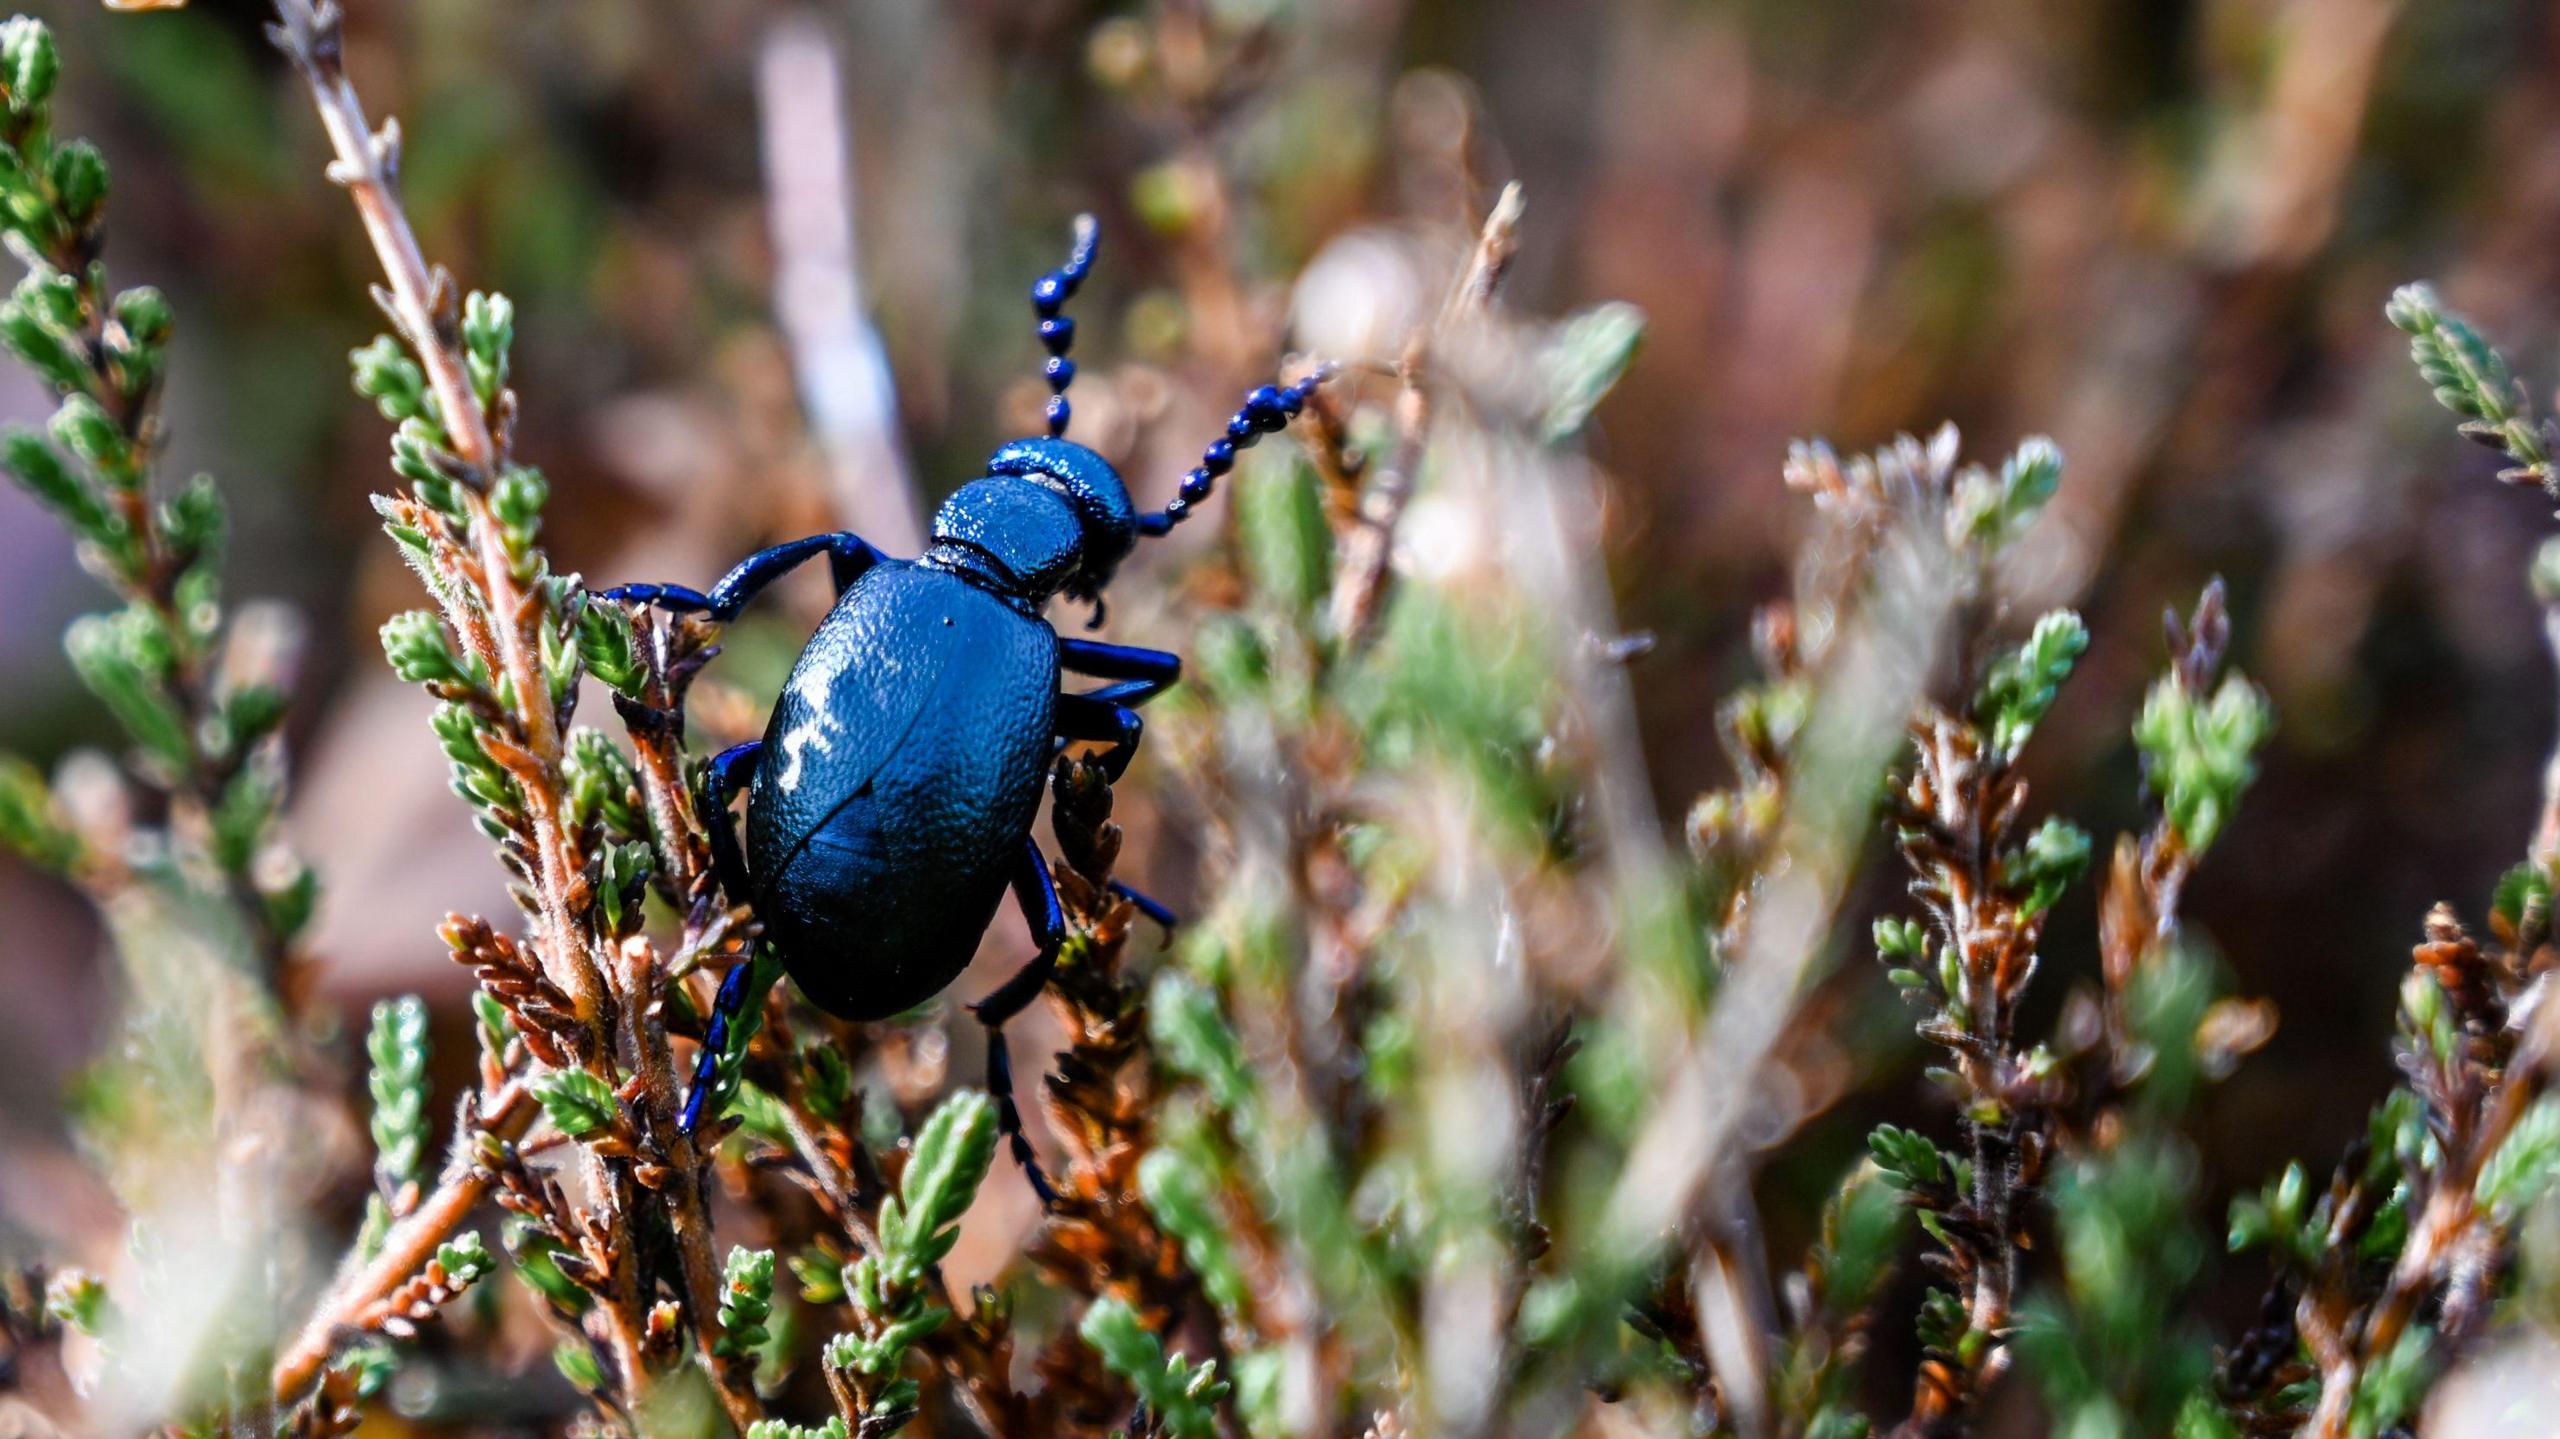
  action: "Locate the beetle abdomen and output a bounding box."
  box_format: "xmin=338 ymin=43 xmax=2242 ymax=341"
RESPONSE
xmin=758 ymin=787 xmax=1009 ymax=1019
xmin=748 ymin=562 xmax=1059 ymax=1020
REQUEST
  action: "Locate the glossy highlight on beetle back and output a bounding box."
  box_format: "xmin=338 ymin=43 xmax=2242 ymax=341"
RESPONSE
xmin=749 ymin=562 xmax=1059 ymax=1019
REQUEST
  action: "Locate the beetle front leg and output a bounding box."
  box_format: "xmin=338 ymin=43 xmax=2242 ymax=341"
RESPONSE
xmin=1055 ymin=639 xmax=1179 ymax=780
xmin=1057 ymin=637 xmax=1181 ymax=693
xmin=969 ymin=836 xmax=1066 ymax=1205
xmin=1054 ymin=688 xmax=1158 ymax=782
xmin=695 ymin=739 xmax=761 ymax=905
xmin=597 ymin=530 xmax=884 ymax=621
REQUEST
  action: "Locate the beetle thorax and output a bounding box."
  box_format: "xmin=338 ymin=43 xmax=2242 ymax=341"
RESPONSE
xmin=926 ymin=476 xmax=1087 ymax=604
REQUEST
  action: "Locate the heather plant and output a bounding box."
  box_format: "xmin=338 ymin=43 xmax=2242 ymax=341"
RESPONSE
xmin=11 ymin=4 xmax=2560 ymax=1439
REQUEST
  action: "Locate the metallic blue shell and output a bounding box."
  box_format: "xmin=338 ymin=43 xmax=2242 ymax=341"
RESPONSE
xmin=929 ymin=477 xmax=1083 ymax=597
xmin=747 ymin=560 xmax=1059 ymax=1019
xmin=984 ymin=437 xmax=1137 ymax=591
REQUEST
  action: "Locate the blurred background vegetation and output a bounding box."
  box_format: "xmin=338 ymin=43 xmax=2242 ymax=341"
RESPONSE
xmin=3 ymin=0 xmax=2558 ymax=1428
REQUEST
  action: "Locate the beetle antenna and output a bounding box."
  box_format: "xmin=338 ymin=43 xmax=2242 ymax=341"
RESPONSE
xmin=1136 ymin=362 xmax=1336 ymax=536
xmin=1031 ymin=214 xmax=1100 ymax=439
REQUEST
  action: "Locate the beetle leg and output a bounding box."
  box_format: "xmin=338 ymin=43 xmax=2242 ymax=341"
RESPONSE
xmin=596 ymin=531 xmax=884 ymax=621
xmin=680 ymin=954 xmax=771 ymax=1134
xmin=1108 ymin=880 xmax=1179 ymax=934
xmin=1057 ymin=638 xmax=1181 ymax=695
xmin=969 ymin=836 xmax=1066 ymax=1205
xmin=1054 ymin=688 xmax=1154 ymax=781
xmin=696 ymin=740 xmax=762 ymax=904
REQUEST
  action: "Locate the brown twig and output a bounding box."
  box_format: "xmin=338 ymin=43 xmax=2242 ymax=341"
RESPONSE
xmin=272 ymin=1081 xmax=534 ymax=1401
xmin=2305 ymin=924 xmax=2555 ymax=1437
xmin=269 ymin=4 xmax=766 ymax=1421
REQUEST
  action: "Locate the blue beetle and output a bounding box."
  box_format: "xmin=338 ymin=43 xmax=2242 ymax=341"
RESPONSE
xmin=601 ymin=217 xmax=1328 ymax=1199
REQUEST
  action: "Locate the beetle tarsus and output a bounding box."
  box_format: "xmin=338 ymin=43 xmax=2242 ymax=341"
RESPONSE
xmin=1108 ymin=880 xmax=1179 ymax=934
xmin=602 ymin=530 xmax=882 ymax=623
xmin=680 ymin=957 xmax=761 ymax=1135
xmin=595 ymin=581 xmax=712 ymax=613
xmin=1054 ymin=645 xmax=1178 ymax=782
xmin=962 ymin=838 xmax=1069 ymax=1201
xmin=984 ymin=1025 xmax=1059 ymax=1206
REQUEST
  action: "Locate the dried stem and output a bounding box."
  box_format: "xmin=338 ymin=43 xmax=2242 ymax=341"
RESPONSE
xmin=272 ymin=1081 xmax=535 ymax=1400
xmin=1325 ymin=181 xmax=1523 ymax=651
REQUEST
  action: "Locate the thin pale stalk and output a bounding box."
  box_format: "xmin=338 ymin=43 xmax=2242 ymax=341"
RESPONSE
xmin=272 ymin=1081 xmax=535 ymax=1401
xmin=1326 ymin=182 xmax=1523 ymax=652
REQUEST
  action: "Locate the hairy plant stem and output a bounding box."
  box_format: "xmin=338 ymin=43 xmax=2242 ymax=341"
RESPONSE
xmin=271 ymin=4 xmax=765 ymax=1424
xmin=272 ymin=1080 xmax=535 ymax=1400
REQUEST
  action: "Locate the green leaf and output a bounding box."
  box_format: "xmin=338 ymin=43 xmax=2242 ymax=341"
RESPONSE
xmin=1078 ymin=1296 xmax=1229 ymax=1439
xmin=1 ymin=425 xmax=111 ymax=544
xmin=462 ymin=290 xmax=513 ymax=408
xmin=2132 ymin=672 xmax=2273 ymax=853
xmin=2001 ymin=816 xmax=2091 ymax=918
xmin=1149 ymin=970 xmax=1256 ymax=1115
xmin=0 ymin=17 xmax=58 ymax=115
xmin=366 ymin=995 xmax=432 ymax=1199
xmin=0 ymin=285 xmax=90 ymax=393
xmin=112 ymin=286 xmax=170 ymax=349
xmin=792 ymin=1247 xmax=846 ymax=1305
xmin=219 ymin=682 xmax=287 ymax=750
xmin=1817 ymin=1162 xmax=1911 ymax=1317
xmin=1138 ymin=1148 xmax=1251 ymax=1324
xmin=2492 ymin=860 xmax=2550 ymax=937
xmin=65 ymin=608 xmax=192 ymax=772
xmin=2174 ymin=1395 xmax=2243 ymax=1439
xmin=264 ymin=862 xmax=320 ymax=942
xmin=552 ymin=1339 xmax=606 ymax=1392
xmin=1977 ymin=609 xmax=2088 ymax=762
xmin=1540 ymin=300 xmax=1647 ymax=444
xmin=597 ymin=839 xmax=651 ymax=937
xmin=2346 ymin=1323 xmax=2432 ymax=1436
xmin=330 ymin=1343 xmax=399 ymax=1400
xmin=564 ymin=727 xmax=644 ymax=838
xmin=745 ymin=1422 xmax=847 ymax=1439
xmin=42 ymin=1269 xmax=105 ymax=1335
xmin=49 ymin=393 xmax=127 ymax=483
xmin=2478 ymin=1097 xmax=2560 ymax=1215
xmin=159 ymin=475 xmax=224 ymax=570
xmin=434 ymin=1231 xmax=494 ymax=1289
xmin=46 ymin=139 xmax=105 ymax=230
xmin=0 ymin=752 xmax=76 ymax=871
xmin=2388 ymin=282 xmax=2553 ymax=487
xmin=799 ymin=1041 xmax=855 ymax=1122
xmin=713 ymin=1246 xmax=776 ymax=1358
xmin=1236 ymin=452 xmax=1330 ymax=619
xmin=577 ymin=598 xmax=645 ymax=698
xmin=1867 ymin=1124 xmax=1947 ymax=1193
xmin=533 ymin=1068 xmax=620 ymax=1141
xmin=877 ymin=1089 xmax=998 ymax=1292
xmin=505 ymin=1222 xmax=594 ymax=1318
xmin=351 ymin=334 xmax=433 ymax=427
xmin=491 ymin=465 xmax=546 ymax=567
xmin=380 ymin=609 xmax=473 ymax=688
